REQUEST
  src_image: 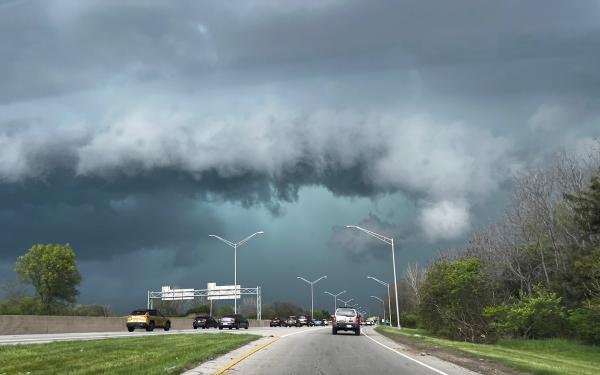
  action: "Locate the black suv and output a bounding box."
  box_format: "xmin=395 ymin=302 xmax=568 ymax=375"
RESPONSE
xmin=219 ymin=314 xmax=250 ymax=330
xmin=270 ymin=317 xmax=282 ymax=327
xmin=193 ymin=315 xmax=218 ymax=329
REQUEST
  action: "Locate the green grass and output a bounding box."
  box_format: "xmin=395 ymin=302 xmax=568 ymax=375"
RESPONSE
xmin=376 ymin=326 xmax=600 ymax=375
xmin=0 ymin=333 xmax=259 ymax=375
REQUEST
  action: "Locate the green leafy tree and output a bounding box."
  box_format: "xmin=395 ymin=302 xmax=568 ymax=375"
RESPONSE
xmin=186 ymin=304 xmax=210 ymax=316
xmin=418 ymin=257 xmax=492 ymax=342
xmin=569 ymin=298 xmax=600 ymax=344
xmin=312 ymin=309 xmax=330 ymax=320
xmin=15 ymin=244 xmax=81 ymax=313
xmin=484 ymin=287 xmax=569 ymax=339
xmin=218 ymin=305 xmax=234 ymax=317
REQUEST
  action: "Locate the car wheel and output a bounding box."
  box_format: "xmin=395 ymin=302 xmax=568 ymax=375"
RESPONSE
xmin=164 ymin=322 xmax=171 ymax=331
xmin=127 ymin=327 xmax=134 ymax=332
xmin=193 ymin=326 xmax=197 ymax=329
xmin=146 ymin=322 xmax=155 ymax=332
xmin=229 ymin=327 xmax=232 ymax=330
xmin=219 ymin=327 xmax=223 ymax=330
xmin=245 ymin=323 xmax=249 ymax=329
xmin=332 ymin=328 xmax=337 ymax=335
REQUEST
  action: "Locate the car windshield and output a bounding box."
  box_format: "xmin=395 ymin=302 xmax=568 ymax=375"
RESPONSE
xmin=336 ymin=308 xmax=356 ymax=317
xmin=130 ymin=310 xmax=148 ymax=315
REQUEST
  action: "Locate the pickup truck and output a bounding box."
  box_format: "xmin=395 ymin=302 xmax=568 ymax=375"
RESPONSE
xmin=332 ymin=307 xmax=360 ymax=335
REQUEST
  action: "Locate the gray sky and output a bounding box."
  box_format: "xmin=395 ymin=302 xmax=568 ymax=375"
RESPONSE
xmin=1 ymin=0 xmax=599 ymax=314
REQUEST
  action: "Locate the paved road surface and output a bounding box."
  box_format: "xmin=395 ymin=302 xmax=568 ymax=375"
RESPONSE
xmin=0 ymin=326 xmax=281 ymax=345
xmin=2 ymin=325 xmax=478 ymax=374
xmin=203 ymin=326 xmax=478 ymax=375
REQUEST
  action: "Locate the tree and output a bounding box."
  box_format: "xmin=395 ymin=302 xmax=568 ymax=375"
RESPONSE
xmin=418 ymin=257 xmax=493 ymax=342
xmin=218 ymin=306 xmax=234 ymax=317
xmin=15 ymin=244 xmax=81 ymax=313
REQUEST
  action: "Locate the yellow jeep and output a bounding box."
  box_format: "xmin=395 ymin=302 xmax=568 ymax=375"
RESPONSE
xmin=126 ymin=309 xmax=171 ymax=332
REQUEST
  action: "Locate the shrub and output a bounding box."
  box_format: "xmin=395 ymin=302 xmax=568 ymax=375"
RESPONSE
xmin=186 ymin=305 xmax=210 ymax=316
xmin=399 ymin=312 xmax=418 ymax=328
xmin=484 ymin=287 xmax=569 ymax=339
xmin=418 ymin=258 xmax=493 ymax=342
xmin=569 ymin=298 xmax=600 ymax=344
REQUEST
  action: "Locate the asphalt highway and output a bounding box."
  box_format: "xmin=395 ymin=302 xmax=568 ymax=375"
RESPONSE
xmin=2 ymin=326 xmax=479 ymax=374
xmin=215 ymin=326 xmax=478 ymax=375
xmin=0 ymin=326 xmax=280 ymax=345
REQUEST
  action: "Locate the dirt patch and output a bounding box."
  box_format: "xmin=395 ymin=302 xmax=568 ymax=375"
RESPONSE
xmin=376 ymin=330 xmax=528 ymax=375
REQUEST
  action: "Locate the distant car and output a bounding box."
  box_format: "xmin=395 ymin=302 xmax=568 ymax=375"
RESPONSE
xmin=284 ymin=316 xmax=297 ymax=327
xmin=193 ymin=315 xmax=218 ymax=329
xmin=312 ymin=319 xmax=324 ymax=326
xmin=270 ymin=317 xmax=283 ymax=327
xmin=332 ymin=307 xmax=360 ymax=336
xmin=219 ymin=314 xmax=249 ymax=330
xmin=127 ymin=309 xmax=171 ymax=332
xmin=323 ymin=319 xmax=329 ymax=326
xmin=297 ymin=315 xmax=309 ymax=327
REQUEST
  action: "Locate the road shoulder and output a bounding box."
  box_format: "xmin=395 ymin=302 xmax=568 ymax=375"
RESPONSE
xmin=182 ymin=335 xmax=276 ymax=375
xmin=372 ymin=327 xmax=524 ymax=375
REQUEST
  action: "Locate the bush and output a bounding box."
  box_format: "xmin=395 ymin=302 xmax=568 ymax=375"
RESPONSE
xmin=186 ymin=305 xmax=210 ymax=316
xmin=0 ymin=296 xmax=41 ymax=315
xmin=485 ymin=287 xmax=569 ymax=339
xmin=569 ymin=298 xmax=600 ymax=344
xmin=418 ymin=258 xmax=493 ymax=342
xmin=399 ymin=312 xmax=418 ymax=328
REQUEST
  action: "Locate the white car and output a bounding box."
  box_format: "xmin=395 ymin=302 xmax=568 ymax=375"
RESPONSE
xmin=332 ymin=308 xmax=360 ymax=336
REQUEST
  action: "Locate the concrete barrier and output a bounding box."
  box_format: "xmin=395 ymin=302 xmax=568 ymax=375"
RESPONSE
xmin=0 ymin=315 xmax=271 ymax=335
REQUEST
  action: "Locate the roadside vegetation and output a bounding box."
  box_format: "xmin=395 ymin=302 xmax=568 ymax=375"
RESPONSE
xmin=0 ymin=333 xmax=258 ymax=375
xmin=376 ymin=326 xmax=600 ymax=375
xmin=381 ymin=147 xmax=600 ymax=348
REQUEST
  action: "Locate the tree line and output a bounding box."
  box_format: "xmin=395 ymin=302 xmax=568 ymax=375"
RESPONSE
xmin=390 ymin=148 xmax=600 ymax=344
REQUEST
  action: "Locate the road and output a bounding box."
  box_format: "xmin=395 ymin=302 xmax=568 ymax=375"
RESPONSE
xmin=2 ymin=326 xmax=478 ymax=374
xmin=220 ymin=326 xmax=476 ymax=375
xmin=0 ymin=326 xmax=278 ymax=345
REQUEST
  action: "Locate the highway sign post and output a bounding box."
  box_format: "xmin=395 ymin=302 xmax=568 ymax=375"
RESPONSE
xmin=147 ymin=284 xmax=262 ymax=319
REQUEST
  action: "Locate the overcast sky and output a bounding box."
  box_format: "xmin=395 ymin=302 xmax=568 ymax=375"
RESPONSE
xmin=1 ymin=0 xmax=600 ymax=314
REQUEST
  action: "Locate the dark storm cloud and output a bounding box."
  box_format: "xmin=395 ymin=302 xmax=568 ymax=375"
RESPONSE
xmin=329 ymin=213 xmax=416 ymax=261
xmin=1 ymin=1 xmax=600 ymax=312
xmin=2 ymin=0 xmax=600 ymax=102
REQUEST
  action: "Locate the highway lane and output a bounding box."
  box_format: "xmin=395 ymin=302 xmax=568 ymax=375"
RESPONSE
xmin=0 ymin=326 xmax=284 ymax=345
xmin=225 ymin=326 xmax=478 ymax=375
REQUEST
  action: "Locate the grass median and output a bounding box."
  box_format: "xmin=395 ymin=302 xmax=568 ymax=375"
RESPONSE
xmin=375 ymin=326 xmax=599 ymax=375
xmin=0 ymin=333 xmax=259 ymax=375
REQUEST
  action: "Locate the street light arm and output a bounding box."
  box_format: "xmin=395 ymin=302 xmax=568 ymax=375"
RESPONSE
xmin=367 ymin=276 xmax=389 ymax=287
xmin=297 ymin=276 xmax=311 ymax=285
xmin=370 ymin=296 xmax=384 ymax=303
xmin=313 ymin=275 xmax=327 ymax=284
xmin=236 ymin=231 xmax=264 ymax=247
xmin=208 ymin=234 xmax=235 ymax=248
xmin=324 ymin=291 xmax=335 ymax=297
xmin=346 ymin=225 xmax=392 ymax=244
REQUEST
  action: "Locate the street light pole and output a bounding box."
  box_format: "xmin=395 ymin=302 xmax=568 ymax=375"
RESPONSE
xmin=347 ymin=225 xmax=401 ymax=328
xmin=324 ymin=290 xmax=346 ymax=312
xmin=370 ymin=295 xmax=385 ymax=323
xmin=297 ymin=275 xmax=327 ymax=320
xmin=367 ymin=276 xmax=392 ymax=326
xmin=209 ymin=231 xmax=264 ymax=314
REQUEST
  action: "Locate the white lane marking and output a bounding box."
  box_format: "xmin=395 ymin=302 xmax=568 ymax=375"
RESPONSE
xmin=362 ymin=331 xmax=450 ymax=375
